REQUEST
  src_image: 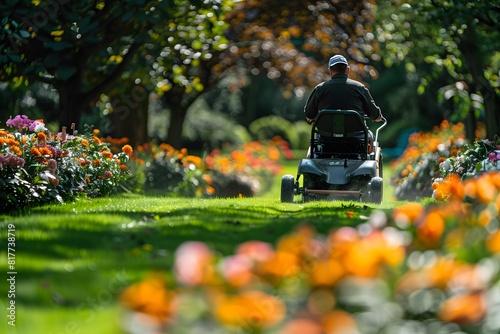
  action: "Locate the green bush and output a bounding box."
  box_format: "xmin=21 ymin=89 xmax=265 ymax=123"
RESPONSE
xmin=183 ymin=103 xmax=252 ymax=150
xmin=249 ymin=116 xmax=299 ymax=149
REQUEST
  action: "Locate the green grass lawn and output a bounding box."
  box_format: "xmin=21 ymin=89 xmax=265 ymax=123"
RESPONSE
xmin=0 ymin=159 xmax=401 ymax=334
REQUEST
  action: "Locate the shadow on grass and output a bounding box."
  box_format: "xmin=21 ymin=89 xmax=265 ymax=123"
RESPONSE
xmin=1 ymin=197 xmax=378 ymax=309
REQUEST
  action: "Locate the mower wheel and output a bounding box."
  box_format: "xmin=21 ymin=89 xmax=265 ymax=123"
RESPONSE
xmin=368 ymin=177 xmax=383 ymax=204
xmin=281 ymin=174 xmax=295 ymax=203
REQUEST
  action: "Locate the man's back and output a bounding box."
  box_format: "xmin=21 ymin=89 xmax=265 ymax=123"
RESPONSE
xmin=304 ymin=73 xmax=380 ymax=121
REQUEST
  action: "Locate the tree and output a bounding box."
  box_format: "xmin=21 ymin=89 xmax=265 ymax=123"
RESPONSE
xmin=150 ymin=0 xmax=381 ymax=148
xmin=375 ymin=0 xmax=500 ymax=140
xmin=220 ymin=0 xmax=380 ymax=92
xmin=147 ymin=0 xmax=232 ymax=148
xmin=0 ymin=0 xmax=175 ymax=129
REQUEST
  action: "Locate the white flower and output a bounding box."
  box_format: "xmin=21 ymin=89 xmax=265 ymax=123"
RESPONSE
xmin=33 ymin=123 xmax=48 ymax=133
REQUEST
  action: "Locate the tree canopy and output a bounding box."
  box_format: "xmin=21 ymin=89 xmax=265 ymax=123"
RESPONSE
xmin=376 ymin=0 xmax=500 ymax=139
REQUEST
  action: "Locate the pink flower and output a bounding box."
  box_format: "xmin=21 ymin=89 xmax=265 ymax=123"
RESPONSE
xmin=174 ymin=241 xmax=214 ymax=286
xmin=6 ymin=115 xmax=33 ymax=131
xmin=488 ymin=152 xmax=500 ymax=163
xmin=236 ymin=240 xmax=274 ymax=263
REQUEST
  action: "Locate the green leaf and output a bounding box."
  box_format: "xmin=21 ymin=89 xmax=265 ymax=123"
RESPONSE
xmin=43 ymin=53 xmax=60 ymax=68
xmin=19 ymin=29 xmax=30 ymax=38
xmin=55 ymin=64 xmax=77 ymax=81
xmin=7 ymin=53 xmax=22 ymax=63
xmin=1 ymin=17 xmax=8 ymax=26
xmin=46 ymin=41 xmax=73 ymax=51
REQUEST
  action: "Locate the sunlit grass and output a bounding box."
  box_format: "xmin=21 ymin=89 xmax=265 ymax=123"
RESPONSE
xmin=0 ymin=159 xmax=402 ymax=334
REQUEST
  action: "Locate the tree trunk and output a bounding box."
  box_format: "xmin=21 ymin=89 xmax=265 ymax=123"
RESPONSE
xmin=107 ymin=83 xmax=149 ymax=147
xmin=57 ymin=81 xmax=87 ymax=132
xmin=459 ymin=22 xmax=499 ymax=140
xmin=483 ymin=92 xmax=499 ymax=140
xmin=165 ymin=104 xmax=188 ymax=149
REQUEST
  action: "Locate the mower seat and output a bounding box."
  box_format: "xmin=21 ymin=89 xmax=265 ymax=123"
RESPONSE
xmin=311 ymin=110 xmax=371 ymax=159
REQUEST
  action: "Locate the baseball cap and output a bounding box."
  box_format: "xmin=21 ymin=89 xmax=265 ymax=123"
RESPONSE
xmin=328 ymin=55 xmax=348 ymax=68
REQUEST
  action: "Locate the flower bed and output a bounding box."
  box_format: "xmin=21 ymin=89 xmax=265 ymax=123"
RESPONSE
xmin=390 ymin=120 xmax=499 ymax=201
xmin=1 ymin=115 xmax=293 ymax=212
xmin=1 ymin=115 xmax=132 ymax=212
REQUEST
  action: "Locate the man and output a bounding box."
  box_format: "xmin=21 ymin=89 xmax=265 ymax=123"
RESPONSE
xmin=304 ymin=54 xmax=383 ymax=124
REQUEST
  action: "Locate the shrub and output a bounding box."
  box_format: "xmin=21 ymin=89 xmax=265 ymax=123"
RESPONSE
xmin=249 ymin=116 xmax=300 ymax=149
xmin=141 ymin=138 xmax=291 ymax=198
xmin=438 ymin=136 xmax=500 ymax=179
xmin=183 ymin=104 xmax=252 ymax=150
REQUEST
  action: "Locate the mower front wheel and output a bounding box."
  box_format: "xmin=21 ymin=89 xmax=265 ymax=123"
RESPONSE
xmin=281 ymin=174 xmax=295 ymax=203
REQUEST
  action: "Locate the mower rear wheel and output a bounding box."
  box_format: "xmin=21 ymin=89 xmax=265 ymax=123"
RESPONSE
xmin=281 ymin=174 xmax=295 ymax=203
xmin=367 ymin=177 xmax=383 ymax=204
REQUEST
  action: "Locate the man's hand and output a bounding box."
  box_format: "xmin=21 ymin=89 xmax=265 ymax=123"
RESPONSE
xmin=306 ymin=117 xmax=315 ymax=124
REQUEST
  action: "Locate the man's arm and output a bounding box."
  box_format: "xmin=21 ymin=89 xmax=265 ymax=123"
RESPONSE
xmin=304 ymin=87 xmax=319 ymax=123
xmin=361 ymin=87 xmax=382 ymax=121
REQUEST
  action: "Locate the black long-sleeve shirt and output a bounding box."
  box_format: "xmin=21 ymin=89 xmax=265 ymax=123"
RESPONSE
xmin=304 ymin=73 xmax=381 ymax=121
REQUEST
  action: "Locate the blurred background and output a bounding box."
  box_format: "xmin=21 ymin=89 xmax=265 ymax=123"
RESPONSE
xmin=1 ymin=0 xmax=499 ymax=154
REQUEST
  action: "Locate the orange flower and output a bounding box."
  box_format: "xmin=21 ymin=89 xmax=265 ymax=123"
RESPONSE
xmin=474 ymin=174 xmax=498 ymax=203
xmin=37 ymin=132 xmax=46 ymax=141
xmin=214 ymin=290 xmax=285 ymax=330
xmin=267 ymin=146 xmax=280 ymax=161
xmin=427 ymin=257 xmax=461 ymax=289
xmin=322 ymin=310 xmax=358 ymax=334
xmin=309 ymin=259 xmax=344 ymax=287
xmin=230 ymin=150 xmax=248 ymax=163
xmin=9 ymin=146 xmax=22 ymax=156
xmin=438 ymin=292 xmax=486 ymax=325
xmin=206 ymin=186 xmax=216 ymax=195
xmin=487 ymin=230 xmax=500 ymax=253
xmin=122 ymin=144 xmax=133 ymax=156
xmin=119 ymin=164 xmax=127 ymax=170
xmin=342 ymin=232 xmax=404 ymax=278
xmin=159 ymin=143 xmax=175 ymax=156
xmin=101 ymin=150 xmax=113 ymax=159
xmin=202 ymin=174 xmax=213 ymax=184
xmin=417 ymin=210 xmax=445 ymax=247
xmin=31 ymin=147 xmax=42 ymax=156
xmin=258 ymin=251 xmax=300 ymax=278
xmin=120 ymin=274 xmax=176 ymax=322
xmin=392 ymin=202 xmax=424 ymax=224
xmin=92 ymin=136 xmax=101 ymax=144
xmin=40 ymin=147 xmax=52 ymax=156
xmin=81 ymin=139 xmax=89 ymax=147
xmin=185 ymin=155 xmax=203 ymax=167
